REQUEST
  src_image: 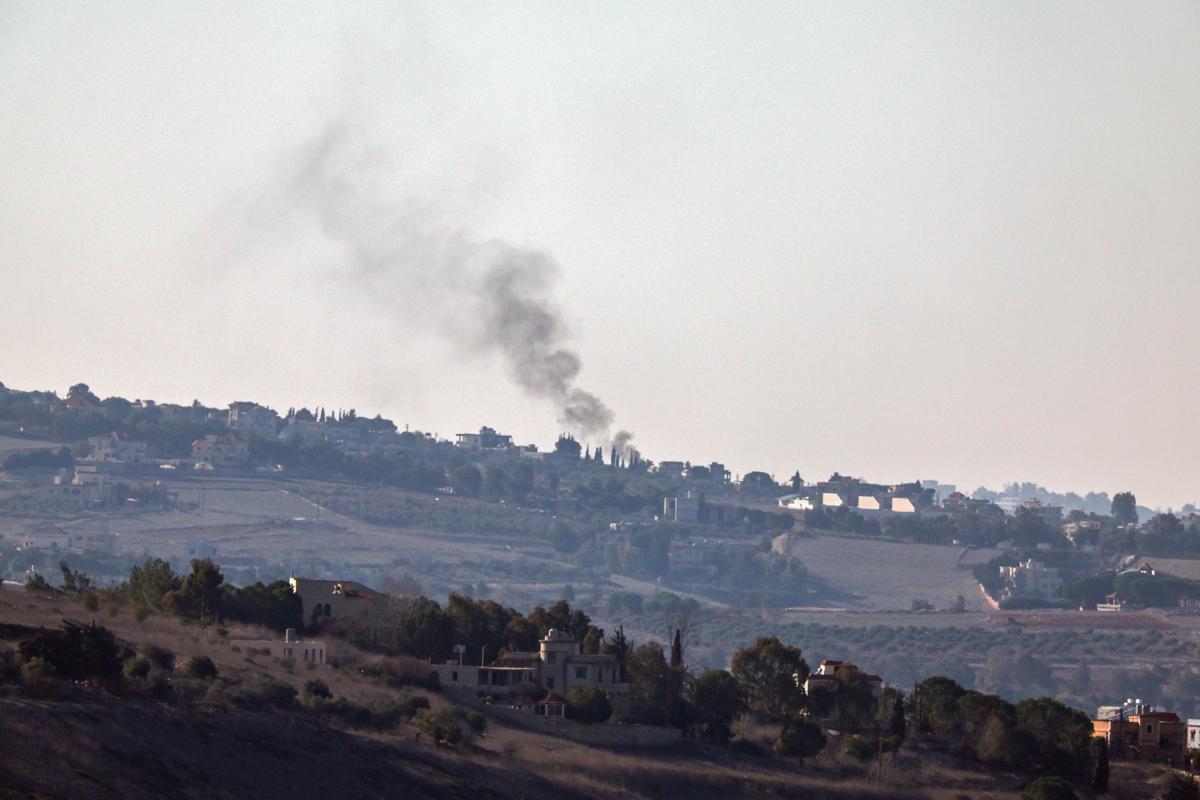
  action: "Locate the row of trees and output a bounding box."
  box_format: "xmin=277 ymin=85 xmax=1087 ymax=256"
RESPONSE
xmin=912 ymin=675 xmax=1099 ymax=785
xmin=39 ymin=558 xmax=304 ymax=631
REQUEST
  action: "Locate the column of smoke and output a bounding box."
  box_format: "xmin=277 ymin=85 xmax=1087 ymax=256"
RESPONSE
xmin=278 ymin=121 xmax=630 ymax=446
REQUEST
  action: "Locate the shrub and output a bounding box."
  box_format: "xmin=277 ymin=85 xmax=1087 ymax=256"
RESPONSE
xmin=1021 ymin=776 xmax=1078 ymax=800
xmin=133 ymin=606 xmax=151 ymax=623
xmin=841 ymin=734 xmax=876 ymax=762
xmin=123 ymin=657 xmax=151 ymax=679
xmin=143 ymin=645 xmax=175 ymax=671
xmin=303 ymin=679 xmax=332 ymax=699
xmin=182 ymin=655 xmax=218 ymax=680
xmin=566 ymin=686 xmax=613 ymax=724
xmin=415 ymin=706 xmax=485 ymax=745
xmin=25 ymin=573 xmax=54 ymax=593
xmin=381 ymin=656 xmax=441 ymax=690
xmin=1158 ymin=773 xmax=1200 ymax=800
xmin=21 ymin=656 xmax=54 ymax=683
xmin=80 ymin=593 xmax=99 ymax=611
xmin=17 ymin=621 xmax=123 ymax=685
xmin=229 ymin=680 xmax=297 ymax=711
xmin=309 ymin=694 xmax=429 ymax=730
xmin=774 ymin=717 xmax=826 ymax=762
xmin=0 ymin=652 xmax=21 ymax=685
xmin=730 ymin=738 xmax=767 ymax=757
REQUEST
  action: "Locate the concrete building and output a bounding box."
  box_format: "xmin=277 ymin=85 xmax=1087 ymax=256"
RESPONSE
xmin=277 ymin=419 xmax=328 ymax=444
xmin=804 ymin=659 xmax=884 ymax=697
xmin=454 ymin=426 xmax=513 ymax=449
xmin=432 ymin=629 xmax=627 ymax=698
xmin=667 ymin=535 xmax=758 ymax=575
xmin=227 ymin=402 xmax=280 ymax=440
xmin=998 ymin=559 xmax=1062 ymax=600
xmin=44 ymin=468 xmax=107 ymax=507
xmin=289 ymin=576 xmax=383 ymax=626
xmin=277 ymin=628 xmax=328 ymax=666
xmin=1093 ymin=702 xmax=1186 ymax=758
xmin=84 ymin=432 xmax=149 ymax=466
xmin=191 ymin=433 xmax=249 ymax=469
xmin=655 ymin=461 xmax=686 ymax=478
xmin=662 ymin=490 xmax=702 ymax=523
xmin=16 ymin=525 xmax=115 ymax=555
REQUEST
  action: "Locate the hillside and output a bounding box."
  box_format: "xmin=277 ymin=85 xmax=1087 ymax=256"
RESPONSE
xmin=0 ymin=584 xmax=1085 ymax=800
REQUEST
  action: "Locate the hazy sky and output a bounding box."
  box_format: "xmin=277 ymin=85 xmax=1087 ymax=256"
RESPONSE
xmin=2 ymin=2 xmax=1198 ymax=508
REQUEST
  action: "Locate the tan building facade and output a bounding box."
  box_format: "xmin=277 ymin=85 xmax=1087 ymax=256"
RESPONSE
xmin=432 ymin=629 xmax=628 ymax=698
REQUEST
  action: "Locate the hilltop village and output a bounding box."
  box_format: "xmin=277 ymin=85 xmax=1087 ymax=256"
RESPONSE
xmin=5 ymin=381 xmax=1200 ymax=797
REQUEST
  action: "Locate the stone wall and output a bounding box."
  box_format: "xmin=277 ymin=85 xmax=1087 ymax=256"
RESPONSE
xmin=476 ymin=702 xmax=682 ymax=748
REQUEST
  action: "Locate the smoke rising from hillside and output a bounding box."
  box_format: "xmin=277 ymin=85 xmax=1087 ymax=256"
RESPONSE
xmin=279 ymin=121 xmax=619 ymax=440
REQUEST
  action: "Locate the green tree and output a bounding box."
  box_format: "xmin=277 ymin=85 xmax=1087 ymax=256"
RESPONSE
xmin=731 ymin=636 xmax=808 ymax=719
xmin=566 ymin=686 xmax=612 ymax=723
xmin=508 ymin=463 xmax=535 ymax=499
xmin=1111 ymin=491 xmax=1138 ymax=525
xmin=740 ymin=471 xmax=779 ymax=495
xmin=600 ymin=625 xmax=630 ymax=681
xmin=883 ymin=688 xmax=906 ymax=744
xmin=616 ymin=643 xmax=671 ymax=725
xmin=774 ymin=717 xmax=826 ymax=762
xmin=1091 ymin=736 xmax=1108 ymax=793
xmin=59 ymin=560 xmax=94 ymax=594
xmin=504 ymin=614 xmax=539 ymax=653
xmin=688 ymin=669 xmax=746 ymax=743
xmin=162 ymin=559 xmax=225 ymax=622
xmin=450 ymin=465 xmax=482 ymax=495
xmin=126 ymin=557 xmax=178 ymax=610
xmin=1016 ymin=697 xmax=1094 ymax=781
xmin=913 ymin=676 xmax=967 ymax=735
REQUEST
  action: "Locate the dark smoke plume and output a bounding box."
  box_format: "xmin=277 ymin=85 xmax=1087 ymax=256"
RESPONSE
xmin=277 ymin=121 xmax=619 ymax=440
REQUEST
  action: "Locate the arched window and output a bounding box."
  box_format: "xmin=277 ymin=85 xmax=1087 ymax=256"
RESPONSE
xmin=323 ymin=603 xmax=331 ymax=616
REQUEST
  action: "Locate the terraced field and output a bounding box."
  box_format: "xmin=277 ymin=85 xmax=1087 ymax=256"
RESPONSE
xmin=774 ymin=533 xmax=989 ymax=610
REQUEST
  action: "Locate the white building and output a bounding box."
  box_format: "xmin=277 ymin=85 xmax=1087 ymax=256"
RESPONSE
xmin=17 ymin=526 xmax=114 ymax=555
xmin=999 ymin=559 xmax=1062 ymax=600
xmin=227 ymin=402 xmax=280 ymax=440
xmin=277 ymin=628 xmax=327 ymax=665
xmin=84 ymin=432 xmax=149 ymax=466
xmin=192 ymin=433 xmax=249 ymax=469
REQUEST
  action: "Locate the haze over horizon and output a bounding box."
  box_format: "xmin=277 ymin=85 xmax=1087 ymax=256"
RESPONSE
xmin=2 ymin=3 xmax=1198 ymax=509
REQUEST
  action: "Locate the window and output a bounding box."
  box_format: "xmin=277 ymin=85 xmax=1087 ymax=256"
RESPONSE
xmin=547 ymin=652 xmax=557 ymax=664
xmin=575 ymin=667 xmax=587 ymax=680
xmin=283 ymin=648 xmax=293 ymax=659
xmin=451 ymin=671 xmax=458 ymax=683
xmin=546 ymin=677 xmax=555 ymax=689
